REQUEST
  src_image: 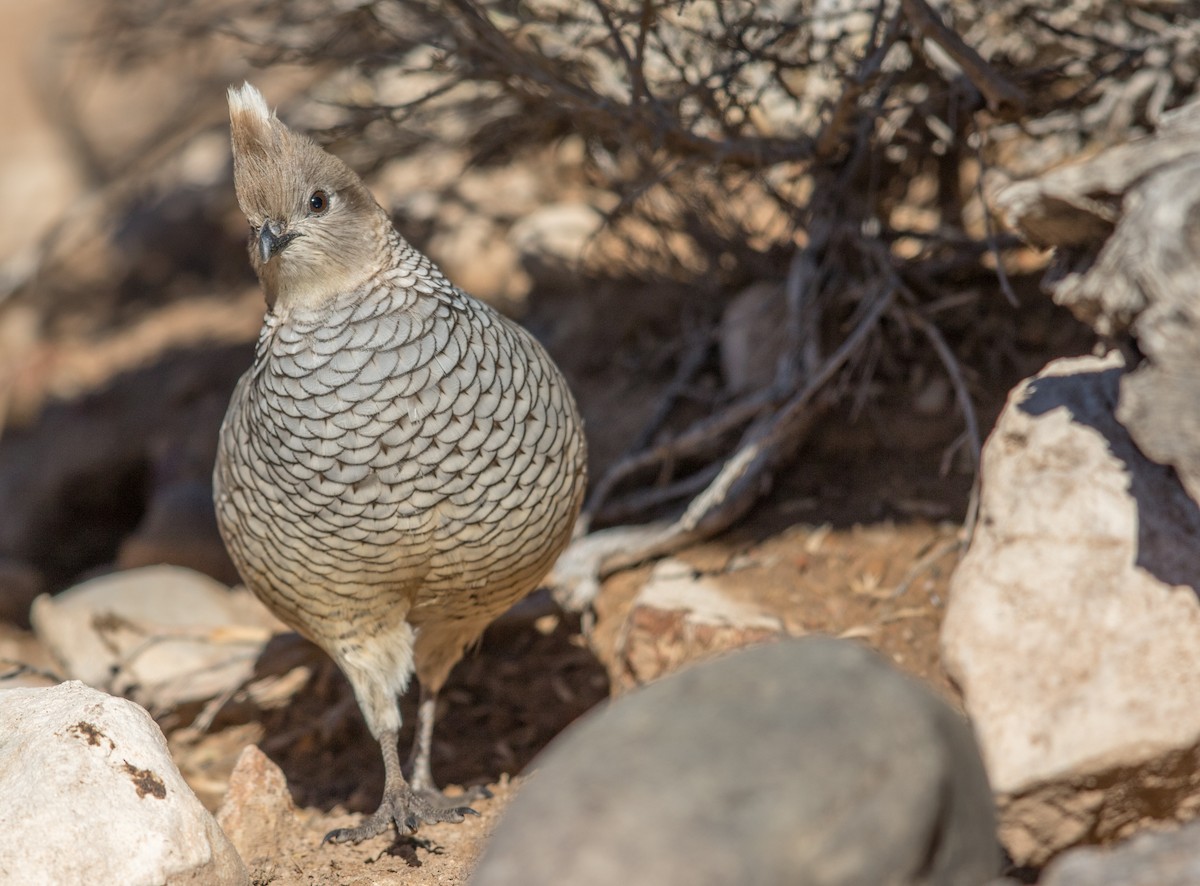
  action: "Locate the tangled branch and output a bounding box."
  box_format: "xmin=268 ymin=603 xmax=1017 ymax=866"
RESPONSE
xmin=17 ymin=0 xmax=1200 ymax=597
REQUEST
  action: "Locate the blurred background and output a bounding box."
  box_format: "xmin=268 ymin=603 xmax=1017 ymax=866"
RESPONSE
xmin=3 ymin=0 xmax=1155 ymax=609
xmin=0 ymin=0 xmax=1191 ymax=877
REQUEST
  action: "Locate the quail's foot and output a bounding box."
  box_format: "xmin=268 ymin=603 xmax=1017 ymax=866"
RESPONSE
xmin=323 ymin=785 xmax=479 ymax=844
xmin=411 ymin=782 xmax=493 ymax=812
xmin=403 ymin=688 xmax=494 ymax=812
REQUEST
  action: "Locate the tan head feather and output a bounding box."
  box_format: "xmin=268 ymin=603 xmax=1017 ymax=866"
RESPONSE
xmin=227 ymin=83 xmax=390 ymax=312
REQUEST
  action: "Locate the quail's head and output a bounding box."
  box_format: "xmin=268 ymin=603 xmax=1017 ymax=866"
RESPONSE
xmin=228 ymin=83 xmax=388 ymax=311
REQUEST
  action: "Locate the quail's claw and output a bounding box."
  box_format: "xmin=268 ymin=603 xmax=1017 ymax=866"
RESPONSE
xmin=322 ymin=785 xmax=478 ymax=845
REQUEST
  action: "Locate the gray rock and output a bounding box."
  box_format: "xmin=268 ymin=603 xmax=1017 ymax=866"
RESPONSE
xmin=1040 ymin=820 xmax=1200 ymax=886
xmin=719 ymin=281 xmax=788 ymax=395
xmin=941 ymin=353 xmax=1200 ymax=865
xmin=0 ymin=681 xmax=247 ymax=885
xmin=472 ymin=636 xmax=1000 ymax=886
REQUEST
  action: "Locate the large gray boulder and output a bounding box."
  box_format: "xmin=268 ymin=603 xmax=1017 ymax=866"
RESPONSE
xmin=0 ymin=681 xmax=247 ymax=885
xmin=472 ymin=636 xmax=1000 ymax=886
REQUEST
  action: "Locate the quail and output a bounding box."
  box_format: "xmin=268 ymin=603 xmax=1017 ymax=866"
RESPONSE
xmin=213 ymin=83 xmax=587 ymax=844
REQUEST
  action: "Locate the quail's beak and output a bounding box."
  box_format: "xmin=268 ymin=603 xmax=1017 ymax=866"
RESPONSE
xmin=258 ymin=219 xmax=297 ymax=263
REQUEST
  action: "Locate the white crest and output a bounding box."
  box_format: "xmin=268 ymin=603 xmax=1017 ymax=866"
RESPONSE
xmin=227 ymin=82 xmax=273 ymax=123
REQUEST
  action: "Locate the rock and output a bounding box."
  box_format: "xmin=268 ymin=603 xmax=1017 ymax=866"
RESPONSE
xmin=508 ymin=202 xmax=603 ymax=280
xmin=30 ymin=565 xmax=284 ymax=715
xmin=941 ymin=353 xmax=1200 ymax=865
xmin=375 ymin=147 xmax=468 ymax=225
xmin=0 ymin=681 xmax=247 ymax=885
xmin=216 ymin=745 xmax=299 ymax=863
xmin=1040 ymin=820 xmax=1200 ymax=886
xmin=472 ymin=636 xmax=1000 ymax=886
xmin=456 ymin=162 xmax=544 ymax=219
xmin=613 ymin=557 xmax=786 ymax=689
xmin=991 ymin=96 xmax=1200 ymax=504
xmin=718 ymin=281 xmax=787 ymax=395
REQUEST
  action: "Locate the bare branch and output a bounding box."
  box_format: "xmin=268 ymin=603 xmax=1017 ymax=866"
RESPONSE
xmin=899 ymin=0 xmax=1027 ymax=116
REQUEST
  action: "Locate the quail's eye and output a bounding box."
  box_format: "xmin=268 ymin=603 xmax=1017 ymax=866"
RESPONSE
xmin=309 ymin=190 xmax=329 ymax=214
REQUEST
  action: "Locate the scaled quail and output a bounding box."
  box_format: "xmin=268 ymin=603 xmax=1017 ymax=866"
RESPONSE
xmin=213 ymin=83 xmax=587 ymax=844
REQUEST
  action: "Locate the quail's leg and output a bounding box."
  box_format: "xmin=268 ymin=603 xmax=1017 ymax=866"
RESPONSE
xmin=407 ymin=684 xmax=492 ymax=807
xmin=323 ymin=729 xmax=478 ymax=844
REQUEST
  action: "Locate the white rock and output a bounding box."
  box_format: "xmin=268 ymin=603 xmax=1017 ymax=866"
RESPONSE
xmin=30 ymin=565 xmax=283 ymax=714
xmin=508 ymin=202 xmax=603 ymax=267
xmin=0 ymin=681 xmax=247 ymax=885
xmin=942 ymin=352 xmax=1200 ymax=864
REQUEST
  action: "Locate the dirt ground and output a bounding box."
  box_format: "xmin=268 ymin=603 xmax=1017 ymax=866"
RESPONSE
xmin=157 ymin=379 xmax=1040 ymax=885
xmin=166 ymin=516 xmax=963 ymax=886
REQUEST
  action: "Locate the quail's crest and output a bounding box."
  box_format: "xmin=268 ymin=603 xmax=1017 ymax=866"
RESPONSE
xmin=227 ymin=82 xmax=384 ymax=311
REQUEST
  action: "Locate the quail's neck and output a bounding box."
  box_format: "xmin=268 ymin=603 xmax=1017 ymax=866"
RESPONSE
xmin=263 ymin=210 xmax=395 ymax=318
